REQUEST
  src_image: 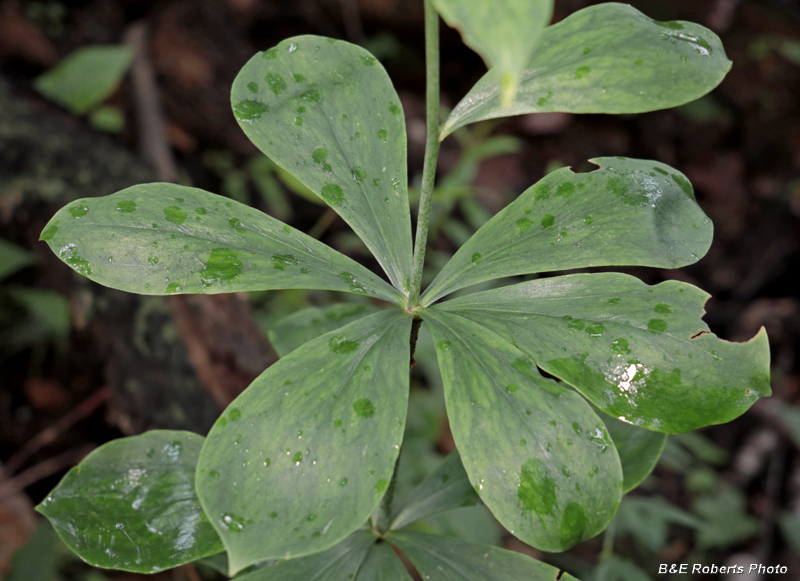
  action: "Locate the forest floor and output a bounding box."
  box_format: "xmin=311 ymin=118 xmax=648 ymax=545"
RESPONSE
xmin=1 ymin=0 xmax=800 ymax=579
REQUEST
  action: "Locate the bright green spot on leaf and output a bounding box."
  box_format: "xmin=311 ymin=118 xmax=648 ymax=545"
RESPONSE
xmin=329 ymin=335 xmax=359 ymax=354
xmin=40 ymin=223 xmax=58 ymax=241
xmin=516 ymin=217 xmax=533 ymax=233
xmin=321 ymin=184 xmax=344 ymax=205
xmin=353 ymin=398 xmax=376 ymax=418
xmin=654 ymin=303 xmax=673 ymax=315
xmin=233 ymin=99 xmax=268 ymax=120
xmin=69 ymin=204 xmax=90 ymax=218
xmin=116 ymin=200 xmax=136 ymax=213
xmin=265 ymin=73 xmax=287 ymax=95
xmin=200 ymin=249 xmax=243 ymax=287
xmin=164 ymin=206 xmax=187 ymax=225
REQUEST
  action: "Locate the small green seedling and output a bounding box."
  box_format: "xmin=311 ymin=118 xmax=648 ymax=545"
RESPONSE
xmin=36 ymin=2 xmax=770 ymax=579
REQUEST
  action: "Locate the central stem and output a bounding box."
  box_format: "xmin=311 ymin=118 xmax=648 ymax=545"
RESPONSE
xmin=407 ymin=0 xmax=440 ymax=308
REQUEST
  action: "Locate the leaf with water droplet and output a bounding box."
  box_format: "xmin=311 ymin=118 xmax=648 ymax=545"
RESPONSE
xmin=268 ymin=303 xmax=382 ymax=357
xmin=36 ymin=431 xmax=222 ymax=573
xmin=592 ymin=403 xmax=666 ymax=493
xmin=39 ymin=183 xmax=404 ymax=306
xmin=421 ymin=158 xmax=712 ymax=305
xmin=230 ymin=35 xmax=413 ymax=292
xmin=434 ymin=272 xmax=771 ymax=433
xmin=196 ymin=311 xmax=411 ymax=574
xmin=441 ymin=3 xmax=732 ymax=137
xmin=424 ymin=308 xmax=622 ymax=551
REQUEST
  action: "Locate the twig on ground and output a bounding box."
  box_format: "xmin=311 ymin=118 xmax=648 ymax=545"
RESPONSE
xmin=5 ymin=387 xmax=111 ymax=474
xmin=124 ymin=21 xmax=178 ymax=183
xmin=0 ymin=445 xmax=95 ymax=503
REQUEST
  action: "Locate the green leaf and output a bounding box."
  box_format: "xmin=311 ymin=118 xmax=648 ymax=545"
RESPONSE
xmin=40 ymin=183 xmax=404 ymax=306
xmin=615 ymin=497 xmax=700 ymax=553
xmin=421 ymin=158 xmax=712 ymax=305
xmin=389 ymin=531 xmax=580 ymax=580
xmin=4 ymin=288 xmax=71 ymax=345
xmin=693 ymin=486 xmax=759 ymax=549
xmin=431 ymin=0 xmax=553 ymax=108
xmin=34 ymin=45 xmax=133 ymax=115
xmin=434 ymin=272 xmax=771 ymax=433
xmin=196 ymin=310 xmax=412 ymax=574
xmin=355 ymin=541 xmax=413 ymax=581
xmin=600 ymin=410 xmax=665 ymax=493
xmin=441 ymin=3 xmax=731 ymax=138
xmin=390 ymin=451 xmax=480 ymax=531
xmin=231 ymin=36 xmax=413 ymax=292
xmin=0 ymin=238 xmax=35 ymax=280
xmin=269 ymin=303 xmax=382 ymax=357
xmin=233 ymin=530 xmax=377 ymax=581
xmin=4 ymin=520 xmax=60 ymax=581
xmin=423 ymin=309 xmax=622 ymax=552
xmin=36 ymin=431 xmax=222 ymax=573
xmin=590 ymin=555 xmax=651 ymax=581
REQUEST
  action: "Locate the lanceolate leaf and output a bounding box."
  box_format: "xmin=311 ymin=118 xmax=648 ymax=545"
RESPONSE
xmin=390 ymin=451 xmax=480 ymax=531
xmin=431 ymin=0 xmax=553 ymax=108
xmin=36 ymin=431 xmax=222 ymax=573
xmin=600 ymin=411 xmax=665 ymax=493
xmin=233 ymin=530 xmax=377 ymax=581
xmin=421 ymin=158 xmax=711 ymax=305
xmin=436 ymin=273 xmax=770 ymax=433
xmin=389 ymin=531 xmax=580 ymax=581
xmin=269 ymin=303 xmax=382 ymax=357
xmin=232 ymin=36 xmax=413 ymax=292
xmin=423 ymin=309 xmax=622 ymax=552
xmin=34 ymin=45 xmax=133 ymax=115
xmin=441 ymin=3 xmax=731 ymax=138
xmin=356 ymin=541 xmax=413 ymax=581
xmin=197 ymin=310 xmax=412 ymax=574
xmin=40 ymin=184 xmax=403 ymax=305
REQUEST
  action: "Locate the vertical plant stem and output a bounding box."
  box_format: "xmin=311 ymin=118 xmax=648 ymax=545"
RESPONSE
xmin=408 ymin=0 xmax=441 ymax=308
xmin=595 ymin=517 xmax=617 ymax=581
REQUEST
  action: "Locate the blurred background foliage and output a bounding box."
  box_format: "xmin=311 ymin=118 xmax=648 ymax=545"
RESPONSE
xmin=1 ymin=0 xmax=800 ymax=579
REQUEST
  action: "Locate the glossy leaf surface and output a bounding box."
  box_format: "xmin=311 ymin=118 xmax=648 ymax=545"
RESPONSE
xmin=441 ymin=3 xmax=731 ymax=137
xmin=40 ymin=183 xmax=403 ymax=305
xmin=601 ymin=411 xmax=665 ymax=493
xmin=390 ymin=450 xmax=479 ymax=530
xmin=234 ymin=530 xmax=376 ymax=581
xmin=356 ymin=541 xmax=413 ymax=581
xmin=423 ymin=309 xmax=622 ymax=551
xmin=36 ymin=431 xmax=222 ymax=573
xmin=197 ymin=310 xmax=412 ymax=574
xmin=34 ymin=45 xmax=133 ymax=115
xmin=269 ymin=303 xmax=382 ymax=357
xmin=437 ymin=273 xmax=770 ymax=433
xmin=422 ymin=158 xmax=711 ymax=304
xmin=431 ymin=0 xmax=553 ymax=107
xmin=389 ymin=531 xmax=580 ymax=580
xmin=232 ymin=36 xmax=413 ymax=291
